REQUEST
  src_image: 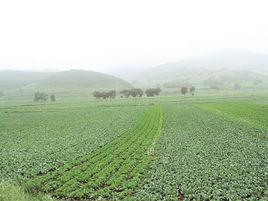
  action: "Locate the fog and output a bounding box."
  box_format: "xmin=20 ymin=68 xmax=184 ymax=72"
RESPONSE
xmin=0 ymin=0 xmax=267 ymax=73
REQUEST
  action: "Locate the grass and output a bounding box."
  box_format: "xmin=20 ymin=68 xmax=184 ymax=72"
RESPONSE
xmin=197 ymin=101 xmax=268 ymax=131
xmin=0 ymin=182 xmax=54 ymax=201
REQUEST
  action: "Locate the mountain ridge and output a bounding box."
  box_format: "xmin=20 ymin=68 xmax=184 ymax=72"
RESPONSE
xmin=0 ymin=69 xmax=132 ymax=90
xmin=131 ymin=50 xmax=268 ymax=88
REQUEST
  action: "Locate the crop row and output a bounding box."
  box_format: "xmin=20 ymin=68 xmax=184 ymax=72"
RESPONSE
xmin=134 ymin=103 xmax=268 ymax=200
xmin=0 ymin=102 xmax=146 ymax=181
xmin=197 ymin=102 xmax=268 ymax=131
xmin=26 ymin=105 xmax=163 ymax=200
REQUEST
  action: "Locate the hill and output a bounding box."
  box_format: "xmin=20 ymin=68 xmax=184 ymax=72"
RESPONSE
xmin=36 ymin=70 xmax=132 ymax=89
xmin=133 ymin=50 xmax=268 ymax=89
xmin=0 ymin=69 xmax=131 ymax=90
xmin=0 ymin=70 xmax=132 ymax=99
xmin=0 ymin=70 xmax=51 ymax=89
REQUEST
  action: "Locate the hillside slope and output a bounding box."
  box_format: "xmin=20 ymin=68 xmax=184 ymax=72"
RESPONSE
xmin=134 ymin=50 xmax=268 ymax=89
xmin=0 ymin=70 xmax=132 ymax=99
xmin=0 ymin=70 xmax=132 ymax=90
xmin=36 ymin=70 xmax=132 ymax=89
xmin=0 ymin=70 xmax=51 ymax=89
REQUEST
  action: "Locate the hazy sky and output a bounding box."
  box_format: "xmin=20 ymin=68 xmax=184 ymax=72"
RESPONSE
xmin=0 ymin=0 xmax=268 ymax=72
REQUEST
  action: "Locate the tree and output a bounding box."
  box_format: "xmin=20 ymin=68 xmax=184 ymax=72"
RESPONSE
xmin=233 ymin=83 xmax=241 ymax=90
xmin=145 ymin=89 xmax=153 ymax=97
xmin=181 ymin=86 xmax=188 ymax=95
xmin=93 ymin=91 xmax=101 ymax=99
xmin=34 ymin=92 xmax=48 ymax=101
xmin=50 ymin=94 xmax=56 ymax=101
xmin=120 ymin=89 xmax=131 ymax=98
xmin=145 ymin=88 xmax=161 ymax=97
xmin=156 ymin=87 xmax=161 ymax=96
xmin=108 ymin=90 xmax=116 ymax=99
xmin=120 ymin=89 xmax=143 ymax=98
xmin=0 ymin=92 xmax=3 ymax=97
xmin=93 ymin=90 xmax=116 ymax=99
xmin=131 ymin=88 xmax=143 ymax=97
xmin=189 ymin=86 xmax=196 ymax=95
xmin=136 ymin=88 xmax=143 ymax=97
xmin=130 ymin=89 xmax=138 ymax=97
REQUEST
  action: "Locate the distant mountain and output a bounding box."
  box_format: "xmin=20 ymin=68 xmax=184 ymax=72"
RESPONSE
xmin=134 ymin=50 xmax=268 ymax=89
xmin=0 ymin=70 xmax=51 ymax=89
xmin=0 ymin=69 xmax=132 ymax=90
xmin=108 ymin=65 xmax=152 ymax=81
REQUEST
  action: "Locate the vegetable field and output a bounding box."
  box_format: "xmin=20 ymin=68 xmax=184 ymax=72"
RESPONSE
xmin=0 ymin=97 xmax=267 ymax=200
xmin=135 ymin=104 xmax=268 ymax=200
xmin=0 ymin=102 xmax=146 ymax=180
xmin=26 ymin=106 xmax=163 ymax=200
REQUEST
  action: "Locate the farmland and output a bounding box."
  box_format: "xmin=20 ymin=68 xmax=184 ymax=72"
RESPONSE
xmin=0 ymin=102 xmax=146 ymax=180
xmin=135 ymin=103 xmax=268 ymax=200
xmin=0 ymin=95 xmax=268 ymax=200
xmin=26 ymin=105 xmax=163 ymax=200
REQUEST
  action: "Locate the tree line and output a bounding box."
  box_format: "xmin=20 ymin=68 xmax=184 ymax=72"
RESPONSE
xmin=93 ymin=87 xmax=161 ymax=99
xmin=180 ymin=86 xmax=196 ymax=95
xmin=34 ymin=92 xmax=56 ymax=102
xmin=93 ymin=90 xmax=116 ymax=99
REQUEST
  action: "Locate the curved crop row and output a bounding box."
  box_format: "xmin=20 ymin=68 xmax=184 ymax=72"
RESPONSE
xmin=0 ymin=103 xmax=146 ymax=181
xmin=26 ymin=105 xmax=163 ymax=200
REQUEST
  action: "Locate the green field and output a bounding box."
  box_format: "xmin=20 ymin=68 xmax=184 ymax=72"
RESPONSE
xmin=0 ymin=95 xmax=267 ymax=200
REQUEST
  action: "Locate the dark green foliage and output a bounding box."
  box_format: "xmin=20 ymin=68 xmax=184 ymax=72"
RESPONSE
xmin=120 ymin=89 xmax=131 ymax=98
xmin=180 ymin=86 xmax=188 ymax=95
xmin=93 ymin=90 xmax=116 ymax=99
xmin=189 ymin=86 xmax=195 ymax=93
xmin=189 ymin=86 xmax=196 ymax=95
xmin=120 ymin=88 xmax=143 ymax=98
xmin=145 ymin=87 xmax=161 ymax=97
xmin=50 ymin=94 xmax=56 ymax=102
xmin=130 ymin=88 xmax=143 ymax=97
xmin=26 ymin=106 xmax=163 ymax=200
xmin=34 ymin=92 xmax=48 ymax=102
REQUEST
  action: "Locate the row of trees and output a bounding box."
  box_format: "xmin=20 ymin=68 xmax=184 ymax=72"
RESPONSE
xmin=120 ymin=88 xmax=143 ymax=98
xmin=93 ymin=87 xmax=161 ymax=99
xmin=34 ymin=92 xmax=56 ymax=102
xmin=145 ymin=87 xmax=161 ymax=97
xmin=93 ymin=90 xmax=116 ymax=99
